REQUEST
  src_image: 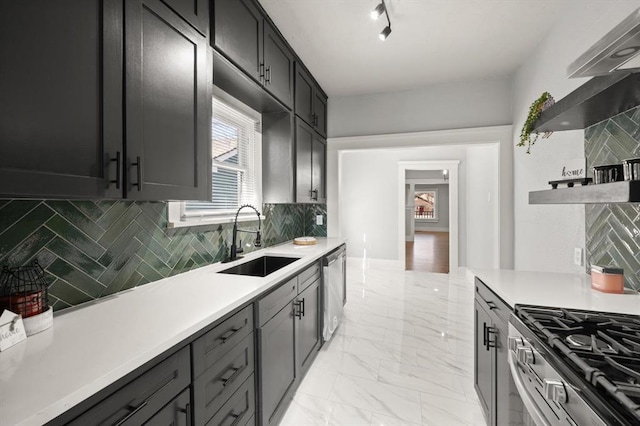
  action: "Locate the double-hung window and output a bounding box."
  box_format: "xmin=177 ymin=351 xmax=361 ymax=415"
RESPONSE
xmin=169 ymin=94 xmax=262 ymax=226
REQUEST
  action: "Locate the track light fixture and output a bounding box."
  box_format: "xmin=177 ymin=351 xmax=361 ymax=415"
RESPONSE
xmin=370 ymin=2 xmax=385 ymax=20
xmin=371 ymin=0 xmax=392 ymax=41
xmin=379 ymin=25 xmax=392 ymax=40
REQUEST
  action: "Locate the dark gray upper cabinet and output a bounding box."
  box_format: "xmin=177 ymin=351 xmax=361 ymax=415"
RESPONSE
xmin=0 ymin=0 xmax=211 ymax=201
xmin=213 ymin=0 xmax=294 ymax=109
xmin=295 ymin=64 xmax=327 ymax=138
xmin=160 ymin=0 xmax=209 ymax=36
xmin=295 ymin=119 xmax=326 ymax=204
xmin=0 ymin=0 xmax=123 ymax=199
xmin=263 ymin=22 xmax=295 ymax=109
xmin=213 ymin=0 xmax=263 ymax=82
xmin=125 ymin=0 xmax=211 ymax=201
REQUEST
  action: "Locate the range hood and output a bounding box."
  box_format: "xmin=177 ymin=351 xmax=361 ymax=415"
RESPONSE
xmin=568 ymin=7 xmax=640 ymax=78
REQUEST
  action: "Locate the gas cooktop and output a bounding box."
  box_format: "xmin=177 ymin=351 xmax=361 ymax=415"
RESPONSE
xmin=514 ymin=305 xmax=640 ymax=425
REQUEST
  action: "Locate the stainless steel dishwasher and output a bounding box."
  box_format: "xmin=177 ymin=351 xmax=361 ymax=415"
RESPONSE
xmin=322 ymin=244 xmax=346 ymax=342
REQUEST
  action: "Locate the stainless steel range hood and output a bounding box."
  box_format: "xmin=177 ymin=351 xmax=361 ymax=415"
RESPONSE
xmin=568 ymin=7 xmax=640 ymax=78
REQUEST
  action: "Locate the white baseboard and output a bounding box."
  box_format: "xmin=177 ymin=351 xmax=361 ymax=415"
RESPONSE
xmin=414 ymin=227 xmax=450 ymax=232
xmin=346 ymin=256 xmax=404 ymax=271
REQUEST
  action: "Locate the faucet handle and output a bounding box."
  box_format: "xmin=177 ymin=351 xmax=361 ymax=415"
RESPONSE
xmin=236 ymin=240 xmax=244 ymax=254
xmin=255 ymin=231 xmax=262 ymax=248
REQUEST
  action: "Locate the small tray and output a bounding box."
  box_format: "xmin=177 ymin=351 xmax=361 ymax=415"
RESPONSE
xmin=549 ymin=178 xmax=592 ymax=189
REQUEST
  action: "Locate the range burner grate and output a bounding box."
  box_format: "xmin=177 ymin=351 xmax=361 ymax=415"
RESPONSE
xmin=516 ymin=305 xmax=640 ymax=423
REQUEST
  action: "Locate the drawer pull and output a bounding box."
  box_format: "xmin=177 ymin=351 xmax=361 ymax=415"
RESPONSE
xmin=178 ymin=402 xmax=191 ymax=425
xmin=229 ymin=409 xmax=247 ymax=426
xmin=222 ymin=364 xmax=246 ymax=387
xmin=487 ymin=301 xmax=498 ymax=310
xmin=219 ymin=326 xmax=243 ymax=344
xmin=115 ymin=374 xmax=177 ymax=425
xmin=115 ymin=401 xmax=148 ymax=426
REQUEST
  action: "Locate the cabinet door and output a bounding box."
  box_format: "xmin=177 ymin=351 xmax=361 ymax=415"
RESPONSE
xmin=143 ymin=388 xmax=190 ymax=426
xmin=213 ymin=0 xmax=263 ymax=82
xmin=125 ymin=0 xmax=211 ymax=200
xmin=160 ymin=0 xmax=209 ymax=35
xmin=263 ymin=23 xmax=294 ymax=109
xmin=259 ymin=303 xmax=296 ymax=426
xmin=294 ymin=64 xmax=314 ymax=126
xmin=313 ymin=89 xmax=328 ymax=138
xmin=474 ymin=300 xmax=493 ymax=426
xmin=0 ymin=0 xmax=122 ymax=199
xmin=297 ymin=279 xmax=321 ymax=377
xmin=311 ymin=135 xmax=326 ymax=203
xmin=295 ymin=119 xmax=314 ymax=203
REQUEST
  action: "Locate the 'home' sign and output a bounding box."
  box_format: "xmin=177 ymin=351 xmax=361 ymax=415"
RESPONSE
xmin=554 ymin=158 xmax=586 ymax=181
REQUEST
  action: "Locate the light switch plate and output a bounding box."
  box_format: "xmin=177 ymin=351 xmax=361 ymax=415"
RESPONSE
xmin=316 ymin=215 xmax=323 ymax=225
xmin=574 ymin=248 xmax=583 ymax=266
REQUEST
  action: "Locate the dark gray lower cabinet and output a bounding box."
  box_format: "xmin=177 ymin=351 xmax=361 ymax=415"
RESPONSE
xmin=297 ymin=278 xmax=321 ymax=377
xmin=67 ymin=347 xmax=191 ymax=425
xmin=259 ymin=300 xmax=297 ymax=426
xmin=257 ymin=262 xmax=322 ymax=426
xmin=146 ymin=388 xmax=191 ymax=425
xmin=474 ymin=277 xmax=511 ymax=426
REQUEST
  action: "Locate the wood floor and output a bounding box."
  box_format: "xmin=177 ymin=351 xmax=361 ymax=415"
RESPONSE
xmin=406 ymin=231 xmax=450 ymax=273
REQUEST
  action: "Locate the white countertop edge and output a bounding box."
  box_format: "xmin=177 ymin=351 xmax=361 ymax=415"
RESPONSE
xmin=1 ymin=238 xmax=346 ymax=426
xmin=469 ymin=267 xmax=640 ymax=315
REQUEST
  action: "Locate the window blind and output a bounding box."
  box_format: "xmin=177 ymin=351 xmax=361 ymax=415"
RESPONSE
xmin=185 ymin=97 xmax=260 ymax=216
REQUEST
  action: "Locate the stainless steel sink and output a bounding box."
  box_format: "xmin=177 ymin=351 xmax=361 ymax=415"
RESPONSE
xmin=218 ymin=256 xmax=299 ymax=277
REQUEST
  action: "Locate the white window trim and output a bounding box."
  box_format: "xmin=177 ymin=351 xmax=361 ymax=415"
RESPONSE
xmin=167 ymin=88 xmax=263 ymax=228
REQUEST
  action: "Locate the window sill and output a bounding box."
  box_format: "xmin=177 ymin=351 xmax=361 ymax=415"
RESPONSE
xmin=168 ymin=214 xmax=265 ymax=229
xmin=415 ymin=218 xmax=438 ymax=223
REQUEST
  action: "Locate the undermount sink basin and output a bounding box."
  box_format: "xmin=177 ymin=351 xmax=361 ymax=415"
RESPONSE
xmin=218 ymin=255 xmax=299 ymax=277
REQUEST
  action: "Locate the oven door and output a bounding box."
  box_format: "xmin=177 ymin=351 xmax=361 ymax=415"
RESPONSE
xmin=508 ymin=346 xmax=553 ymax=426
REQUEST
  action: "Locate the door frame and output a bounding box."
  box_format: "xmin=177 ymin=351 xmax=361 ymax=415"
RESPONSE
xmin=398 ymin=160 xmax=460 ymax=270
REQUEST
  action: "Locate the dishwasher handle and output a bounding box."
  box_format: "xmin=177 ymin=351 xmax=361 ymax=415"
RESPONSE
xmin=324 ymin=246 xmax=345 ymax=266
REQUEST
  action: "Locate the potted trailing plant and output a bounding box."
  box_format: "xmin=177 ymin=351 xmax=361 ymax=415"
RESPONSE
xmin=518 ymin=91 xmax=554 ymax=154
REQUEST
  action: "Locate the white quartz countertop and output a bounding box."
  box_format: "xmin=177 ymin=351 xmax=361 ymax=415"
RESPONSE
xmin=471 ymin=268 xmax=640 ymax=315
xmin=0 ymin=238 xmax=345 ymax=426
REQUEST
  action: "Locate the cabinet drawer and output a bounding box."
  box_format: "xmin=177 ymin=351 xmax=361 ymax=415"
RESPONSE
xmin=205 ymin=374 xmax=255 ymax=426
xmin=69 ymin=346 xmax=190 ymax=426
xmin=193 ymin=305 xmax=254 ymax=378
xmin=194 ymin=333 xmax=255 ymax=425
xmin=475 ymin=278 xmax=510 ymax=324
xmin=144 ymin=387 xmax=191 ymax=425
xmin=258 ymin=277 xmax=297 ymax=326
xmin=298 ymin=262 xmax=320 ymax=293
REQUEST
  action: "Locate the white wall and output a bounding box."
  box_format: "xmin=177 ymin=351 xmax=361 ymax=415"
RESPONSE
xmin=328 ymin=76 xmax=513 ymax=138
xmin=512 ymin=2 xmax=638 ymax=273
xmin=466 ymin=145 xmax=499 ymax=269
xmin=339 ymin=146 xmax=468 ymax=264
xmin=415 ymin=184 xmax=450 ymax=232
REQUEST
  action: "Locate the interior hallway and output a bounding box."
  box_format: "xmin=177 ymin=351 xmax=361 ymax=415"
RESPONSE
xmin=406 ymin=231 xmax=450 ymax=273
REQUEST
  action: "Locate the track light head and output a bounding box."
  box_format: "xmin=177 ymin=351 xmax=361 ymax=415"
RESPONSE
xmin=379 ymin=25 xmax=392 ymax=41
xmin=370 ymin=3 xmax=385 ymax=20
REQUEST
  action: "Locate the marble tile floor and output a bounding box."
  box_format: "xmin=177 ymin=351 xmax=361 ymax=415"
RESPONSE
xmin=280 ymin=264 xmax=487 ymax=426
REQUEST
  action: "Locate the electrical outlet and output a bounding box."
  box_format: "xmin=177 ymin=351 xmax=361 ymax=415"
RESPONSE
xmin=316 ymin=215 xmax=323 ymax=225
xmin=574 ymin=248 xmax=583 ymax=266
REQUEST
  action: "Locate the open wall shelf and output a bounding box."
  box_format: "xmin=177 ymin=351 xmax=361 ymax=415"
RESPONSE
xmin=533 ymin=71 xmax=640 ymax=133
xmin=529 ymin=181 xmax=640 ymax=204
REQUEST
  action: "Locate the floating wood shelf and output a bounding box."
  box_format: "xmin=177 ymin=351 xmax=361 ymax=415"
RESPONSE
xmin=533 ymin=71 xmax=640 ymax=133
xmin=529 ymin=181 xmax=640 ymax=204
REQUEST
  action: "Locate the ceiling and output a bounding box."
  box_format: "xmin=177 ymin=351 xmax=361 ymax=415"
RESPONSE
xmin=258 ymin=0 xmax=573 ymax=97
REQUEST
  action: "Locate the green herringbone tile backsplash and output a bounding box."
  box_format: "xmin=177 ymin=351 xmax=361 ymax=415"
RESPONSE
xmin=0 ymin=201 xmax=326 ymax=311
xmin=585 ymin=106 xmax=640 ymax=290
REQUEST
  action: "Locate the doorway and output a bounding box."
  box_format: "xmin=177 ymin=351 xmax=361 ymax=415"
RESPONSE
xmin=404 ymin=170 xmax=451 ymax=272
xmin=398 ymin=161 xmax=460 ymax=272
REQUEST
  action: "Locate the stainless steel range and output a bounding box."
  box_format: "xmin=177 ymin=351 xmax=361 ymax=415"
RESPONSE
xmin=509 ymin=305 xmax=640 ymax=426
